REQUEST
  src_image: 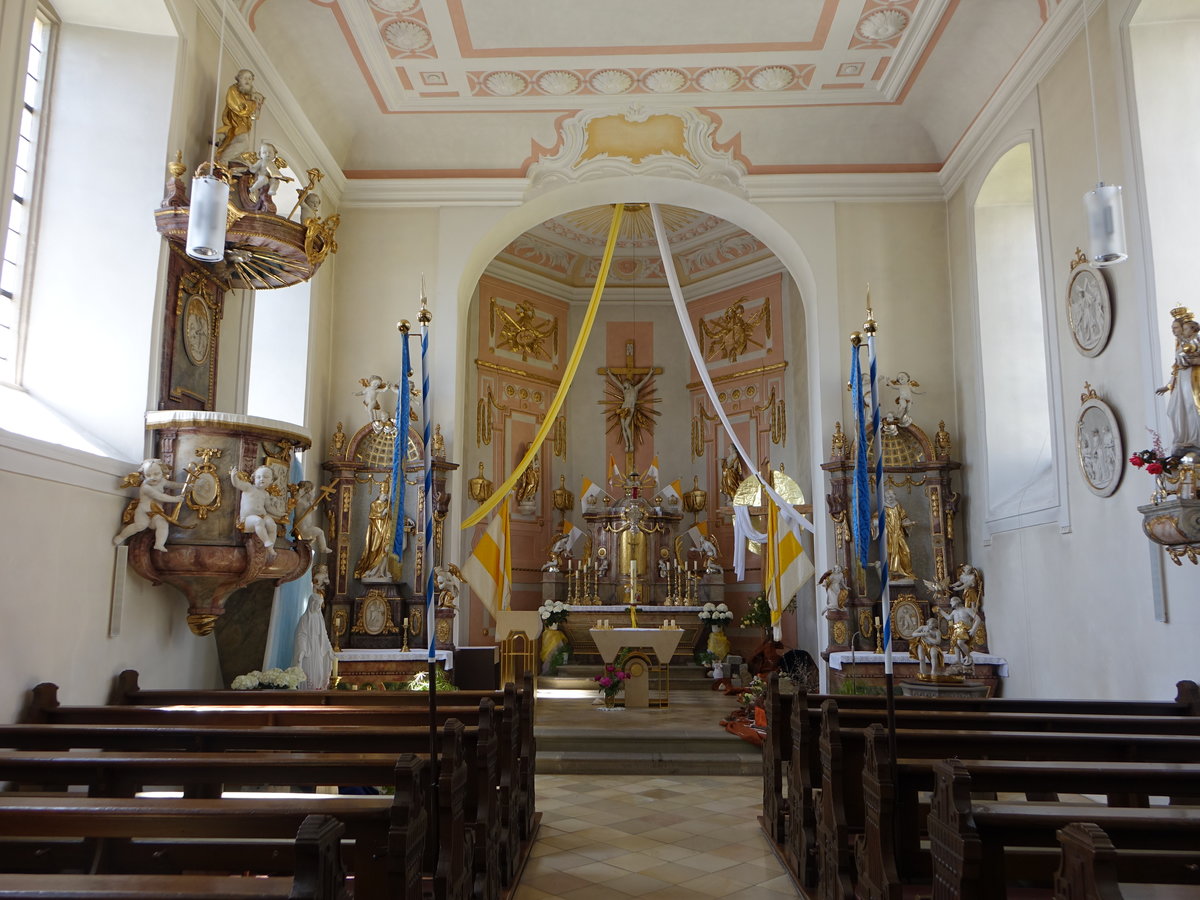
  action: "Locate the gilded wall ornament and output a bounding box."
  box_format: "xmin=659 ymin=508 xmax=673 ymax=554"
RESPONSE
xmin=491 ymin=298 xmax=558 ymax=362
xmin=183 ymin=447 xmax=223 ymax=520
xmin=698 ymin=297 xmax=770 ymax=364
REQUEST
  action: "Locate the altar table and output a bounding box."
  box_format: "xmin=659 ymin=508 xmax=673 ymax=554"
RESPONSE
xmin=589 ymin=627 xmax=685 ymax=708
xmin=566 ymin=607 xmax=701 ymax=662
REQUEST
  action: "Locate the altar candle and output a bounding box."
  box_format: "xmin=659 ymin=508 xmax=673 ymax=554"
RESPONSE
xmin=403 ymin=617 xmax=409 ymax=629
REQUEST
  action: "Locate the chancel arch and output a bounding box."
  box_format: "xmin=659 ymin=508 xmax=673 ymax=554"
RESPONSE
xmin=452 ymin=183 xmax=832 ymax=658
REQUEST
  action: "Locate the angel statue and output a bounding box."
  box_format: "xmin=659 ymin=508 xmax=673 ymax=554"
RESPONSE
xmin=699 ymin=299 xmax=770 ymax=364
xmin=230 ymin=465 xmax=279 ymax=561
xmin=949 ymin=563 xmax=983 ymax=610
xmin=113 ymin=459 xmax=188 ymax=552
xmin=818 ymin=565 xmax=850 ymax=614
xmin=542 ymin=531 xmax=572 ymax=572
xmin=885 ymin=371 xmax=922 ymax=426
xmin=434 ymin=564 xmax=463 ymax=609
xmin=698 ymin=534 xmax=723 ymax=575
xmin=292 ymin=480 xmax=332 ymax=557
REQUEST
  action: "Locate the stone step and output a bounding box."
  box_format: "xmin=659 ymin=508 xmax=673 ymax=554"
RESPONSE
xmin=535 ymin=726 xmax=761 ymax=776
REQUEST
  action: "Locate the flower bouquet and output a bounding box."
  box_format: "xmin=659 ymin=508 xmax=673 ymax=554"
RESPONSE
xmin=1129 ymin=432 xmax=1180 ymax=478
xmin=699 ymin=602 xmax=733 ymax=626
xmin=594 ymin=662 xmax=627 ymax=708
xmin=231 ymin=665 xmax=306 ymax=690
xmin=539 ymin=600 xmax=570 ymax=674
xmin=538 ymin=599 xmax=569 ymax=627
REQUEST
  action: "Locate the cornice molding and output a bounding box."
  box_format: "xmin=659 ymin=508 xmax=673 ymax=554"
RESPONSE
xmin=341 ymin=178 xmax=530 ymax=208
xmin=939 ymin=0 xmax=1091 ymax=197
xmin=744 ymin=172 xmax=946 ymax=203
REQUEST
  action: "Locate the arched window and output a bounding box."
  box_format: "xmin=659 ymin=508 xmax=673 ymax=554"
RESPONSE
xmin=973 ymin=142 xmax=1059 ymax=528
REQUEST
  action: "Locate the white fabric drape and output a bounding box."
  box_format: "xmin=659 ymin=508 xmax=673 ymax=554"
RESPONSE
xmin=732 ymin=505 xmax=767 ymax=579
xmin=649 ymin=203 xmax=815 ymax=538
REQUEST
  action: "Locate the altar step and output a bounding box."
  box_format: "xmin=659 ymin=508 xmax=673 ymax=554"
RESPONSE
xmin=540 ymin=662 xmax=718 ymax=692
xmin=535 ymin=720 xmax=761 ymax=776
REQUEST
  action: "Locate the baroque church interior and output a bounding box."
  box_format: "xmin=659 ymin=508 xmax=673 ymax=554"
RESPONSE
xmin=0 ymin=0 xmax=1198 ymax=897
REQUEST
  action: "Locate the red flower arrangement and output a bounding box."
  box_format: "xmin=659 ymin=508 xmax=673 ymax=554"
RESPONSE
xmin=594 ymin=663 xmax=627 ymax=699
xmin=1130 ymin=433 xmax=1179 ymax=477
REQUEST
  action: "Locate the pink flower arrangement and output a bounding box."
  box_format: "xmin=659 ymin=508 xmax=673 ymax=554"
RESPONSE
xmin=594 ymin=663 xmax=627 ymax=699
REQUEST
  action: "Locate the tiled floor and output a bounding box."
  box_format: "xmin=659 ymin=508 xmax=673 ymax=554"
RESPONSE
xmin=516 ymin=774 xmax=799 ymax=899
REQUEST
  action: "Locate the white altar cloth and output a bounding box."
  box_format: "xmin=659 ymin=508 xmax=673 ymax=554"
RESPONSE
xmin=571 ymin=606 xmax=702 ymax=612
xmin=334 ymin=649 xmax=454 ymax=670
xmin=589 ymin=627 xmax=684 ymax=664
xmin=826 ymin=651 xmax=1008 ymax=678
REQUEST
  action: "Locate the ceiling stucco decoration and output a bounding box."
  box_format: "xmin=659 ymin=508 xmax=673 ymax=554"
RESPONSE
xmin=526 ymin=105 xmax=747 ymax=196
xmin=470 ymin=64 xmax=813 ymax=98
xmin=490 ymin=204 xmax=776 ymax=290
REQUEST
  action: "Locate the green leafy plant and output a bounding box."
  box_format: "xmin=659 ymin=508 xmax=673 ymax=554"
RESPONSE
xmin=404 ymin=669 xmax=457 ymax=692
xmin=741 ymin=594 xmax=771 ymax=628
xmin=547 ymin=645 xmax=570 ymax=676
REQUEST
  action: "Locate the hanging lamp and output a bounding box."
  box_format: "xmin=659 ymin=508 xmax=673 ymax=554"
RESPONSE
xmin=1080 ymin=0 xmax=1127 ymax=266
xmin=186 ymin=0 xmax=230 ymax=261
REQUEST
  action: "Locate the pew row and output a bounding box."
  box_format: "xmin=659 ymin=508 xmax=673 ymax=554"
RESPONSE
xmin=0 ymin=813 xmax=346 ymax=900
xmin=929 ymin=759 xmax=1200 ymax=900
xmin=762 ymin=676 xmax=1200 ymax=845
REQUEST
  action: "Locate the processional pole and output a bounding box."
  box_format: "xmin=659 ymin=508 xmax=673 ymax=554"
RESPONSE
xmin=418 ymin=281 xmax=439 ymax=805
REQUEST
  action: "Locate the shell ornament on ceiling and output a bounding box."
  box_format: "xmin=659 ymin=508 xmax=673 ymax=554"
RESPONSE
xmin=485 ymin=71 xmax=529 ymax=96
xmin=369 ymin=0 xmax=420 ymax=14
xmin=536 ymin=70 xmax=581 ymax=95
xmin=749 ymin=66 xmax=795 ymax=91
xmin=643 ymin=69 xmax=688 ymax=93
xmin=382 ymin=19 xmax=432 ymax=52
xmin=697 ymin=67 xmax=742 ymax=92
xmin=857 ymin=8 xmax=909 ymax=42
xmin=590 ymin=69 xmax=635 ymax=94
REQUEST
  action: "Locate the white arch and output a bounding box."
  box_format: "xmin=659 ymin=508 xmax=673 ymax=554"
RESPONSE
xmin=451 ymin=175 xmax=835 ymax=651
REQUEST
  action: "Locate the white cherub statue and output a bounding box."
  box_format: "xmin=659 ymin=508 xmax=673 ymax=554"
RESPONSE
xmin=246 ymin=141 xmax=286 ymax=210
xmin=292 ymin=565 xmax=333 ymax=690
xmin=435 ymin=564 xmax=462 ymax=609
xmin=292 ymin=480 xmax=330 ymax=557
xmin=355 ymin=375 xmax=396 ymax=425
xmin=230 ymin=465 xmax=278 ymax=560
xmin=886 ymin=372 xmax=922 ymax=426
xmin=113 ymin=459 xmax=187 ymax=552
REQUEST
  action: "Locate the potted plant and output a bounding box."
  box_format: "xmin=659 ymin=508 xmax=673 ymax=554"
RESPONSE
xmin=538 ymin=599 xmax=570 ymax=675
xmin=699 ymin=602 xmax=733 ymax=661
xmin=593 ymin=661 xmax=627 ymax=708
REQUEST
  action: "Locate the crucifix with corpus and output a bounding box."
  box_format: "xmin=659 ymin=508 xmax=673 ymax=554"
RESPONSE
xmin=598 ymin=339 xmax=662 ymax=473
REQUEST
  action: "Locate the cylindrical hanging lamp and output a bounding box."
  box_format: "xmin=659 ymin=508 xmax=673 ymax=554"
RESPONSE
xmin=1083 ymin=182 xmax=1128 ymax=267
xmin=186 ymin=174 xmax=229 ymax=261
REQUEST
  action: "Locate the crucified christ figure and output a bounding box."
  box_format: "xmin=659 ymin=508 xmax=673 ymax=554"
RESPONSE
xmin=607 ymin=369 xmax=654 ymax=453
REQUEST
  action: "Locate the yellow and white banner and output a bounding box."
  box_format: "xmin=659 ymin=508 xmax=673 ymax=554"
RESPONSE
xmin=461 ymin=497 xmax=511 ymax=618
xmin=764 ymin=502 xmax=815 ymax=640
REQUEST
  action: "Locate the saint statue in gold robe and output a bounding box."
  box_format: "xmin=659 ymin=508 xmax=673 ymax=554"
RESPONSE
xmin=215 ymin=69 xmax=265 ymax=165
xmin=355 ymin=483 xmax=394 ymax=581
xmin=882 ymin=487 xmax=917 ymax=580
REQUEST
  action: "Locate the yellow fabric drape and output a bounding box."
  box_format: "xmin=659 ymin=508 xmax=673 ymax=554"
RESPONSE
xmin=462 ymin=204 xmax=625 ymax=529
xmin=765 ymin=501 xmax=783 ymax=628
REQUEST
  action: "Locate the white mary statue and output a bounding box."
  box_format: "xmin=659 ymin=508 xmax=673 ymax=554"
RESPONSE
xmin=293 ymin=566 xmax=334 ymax=690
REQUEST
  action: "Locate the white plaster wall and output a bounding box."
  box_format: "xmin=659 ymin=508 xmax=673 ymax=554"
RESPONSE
xmin=948 ymin=0 xmax=1200 ymax=701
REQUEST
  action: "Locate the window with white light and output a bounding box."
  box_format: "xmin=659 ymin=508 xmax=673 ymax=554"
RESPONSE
xmin=0 ymin=10 xmax=50 ymax=383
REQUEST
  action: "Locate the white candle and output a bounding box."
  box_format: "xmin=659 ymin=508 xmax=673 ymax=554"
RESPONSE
xmin=403 ymin=617 xmax=409 ymax=628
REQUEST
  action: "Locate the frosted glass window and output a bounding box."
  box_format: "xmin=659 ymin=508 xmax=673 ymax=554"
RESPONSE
xmin=973 ymin=143 xmax=1058 ymax=523
xmin=245 ymin=282 xmax=312 ymax=427
xmin=0 ymin=12 xmax=50 ymax=382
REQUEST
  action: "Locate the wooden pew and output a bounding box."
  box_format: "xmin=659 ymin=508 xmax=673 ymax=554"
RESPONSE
xmin=18 ymin=689 xmax=510 ymax=899
xmin=761 ymin=675 xmax=1200 ymax=846
xmin=787 ymin=699 xmax=1200 ymax=895
xmin=1054 ymin=821 xmax=1200 ymax=900
xmin=110 ymin=670 xmax=539 ymax=844
xmin=855 ymin=723 xmax=1200 ymax=900
xmin=0 ymin=728 xmax=452 ymax=900
xmin=0 ymin=812 xmax=346 ymax=900
xmin=929 ymin=759 xmax=1200 ymax=900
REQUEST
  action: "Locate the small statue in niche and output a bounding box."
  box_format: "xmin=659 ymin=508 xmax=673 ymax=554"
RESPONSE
xmin=293 ymin=481 xmax=331 ymax=557
xmin=113 ymin=459 xmax=188 ymax=552
xmin=356 ymin=375 xmax=397 ymax=426
xmin=595 ymin=547 xmax=610 ymax=578
xmin=885 ymin=372 xmax=922 ymax=427
xmin=215 ymin=69 xmax=266 ymax=166
xmin=818 ymin=564 xmax=849 ymax=614
xmin=514 ymin=452 xmax=540 ymax=506
xmin=878 ymin=486 xmax=917 ymax=580
xmin=292 ymin=565 xmax=333 ymax=690
xmin=658 ymin=548 xmax=671 ymax=580
xmin=1156 ymin=306 xmax=1200 ymax=453
xmin=355 ymin=482 xmax=395 ymax=581
xmin=230 ymin=465 xmax=279 ymax=560
xmin=949 ymin=563 xmax=984 ymax=611
xmin=719 ymin=447 xmax=745 ymax=499
xmin=939 ymin=595 xmax=982 ymax=671
xmin=431 ymin=424 xmax=446 ymax=459
xmin=434 ymin=564 xmax=463 ymax=609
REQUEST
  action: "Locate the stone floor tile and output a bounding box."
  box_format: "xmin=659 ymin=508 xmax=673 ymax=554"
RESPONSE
xmin=520 ymin=870 xmax=591 ymax=895
xmin=603 ymin=851 xmax=669 ymax=873
xmin=603 ymin=871 xmax=677 ymax=897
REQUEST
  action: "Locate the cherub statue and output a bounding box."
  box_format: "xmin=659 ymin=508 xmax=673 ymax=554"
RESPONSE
xmin=818 ymin=565 xmax=849 ymax=614
xmin=293 ymin=480 xmax=331 ymax=557
xmin=939 ymin=595 xmax=981 ymax=672
xmin=949 ymin=563 xmax=983 ymax=610
xmin=245 ymin=141 xmax=290 ymax=210
xmin=434 ymin=564 xmax=463 ymax=609
xmin=292 ymin=565 xmax=333 ymax=690
xmin=300 ymin=191 xmax=322 ymax=225
xmin=355 ymin=375 xmax=396 ymax=425
xmin=909 ymin=617 xmax=945 ymax=677
xmin=886 ymin=372 xmax=922 ymax=426
xmin=113 ymin=459 xmax=187 ymax=552
xmin=230 ymin=465 xmax=278 ymax=560
xmin=215 ymin=69 xmax=265 ymax=166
